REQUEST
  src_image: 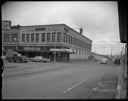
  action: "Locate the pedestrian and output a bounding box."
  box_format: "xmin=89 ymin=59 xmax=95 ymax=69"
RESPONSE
xmin=0 ymin=57 xmax=4 ymax=74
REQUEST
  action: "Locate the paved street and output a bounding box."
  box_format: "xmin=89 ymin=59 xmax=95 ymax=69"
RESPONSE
xmin=2 ymin=61 xmax=121 ymax=99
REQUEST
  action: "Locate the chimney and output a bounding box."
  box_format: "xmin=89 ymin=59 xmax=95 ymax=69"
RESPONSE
xmin=80 ymin=28 xmax=83 ymax=34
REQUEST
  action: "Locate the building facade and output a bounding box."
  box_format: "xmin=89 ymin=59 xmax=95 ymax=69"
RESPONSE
xmin=2 ymin=21 xmax=92 ymax=61
xmin=2 ymin=21 xmax=20 ymax=55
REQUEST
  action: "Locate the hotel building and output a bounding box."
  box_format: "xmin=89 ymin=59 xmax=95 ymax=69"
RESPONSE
xmin=2 ymin=20 xmax=92 ymax=62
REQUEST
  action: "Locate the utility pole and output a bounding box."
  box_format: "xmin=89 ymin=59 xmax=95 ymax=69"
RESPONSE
xmin=111 ymin=46 xmax=113 ymax=58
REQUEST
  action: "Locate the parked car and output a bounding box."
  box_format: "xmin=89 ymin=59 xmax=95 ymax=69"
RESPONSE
xmin=32 ymin=56 xmax=50 ymax=63
xmin=100 ymin=58 xmax=107 ymax=64
xmin=12 ymin=55 xmax=28 ymax=63
xmin=94 ymin=57 xmax=98 ymax=61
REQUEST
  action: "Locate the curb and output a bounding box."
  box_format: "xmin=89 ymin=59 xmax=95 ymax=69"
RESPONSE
xmin=115 ymin=67 xmax=126 ymax=99
xmin=115 ymin=67 xmax=122 ymax=99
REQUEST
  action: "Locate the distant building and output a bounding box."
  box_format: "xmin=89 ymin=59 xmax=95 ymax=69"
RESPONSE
xmin=2 ymin=21 xmax=92 ymax=61
xmin=2 ymin=20 xmax=12 ymax=56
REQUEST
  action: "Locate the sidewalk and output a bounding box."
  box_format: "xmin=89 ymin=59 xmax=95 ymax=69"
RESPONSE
xmin=90 ymin=73 xmax=119 ymax=99
xmin=115 ymin=65 xmax=127 ymax=99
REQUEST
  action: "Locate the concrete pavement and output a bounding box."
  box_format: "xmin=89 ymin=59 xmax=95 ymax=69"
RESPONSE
xmin=115 ymin=64 xmax=127 ymax=99
xmin=2 ymin=61 xmax=121 ymax=99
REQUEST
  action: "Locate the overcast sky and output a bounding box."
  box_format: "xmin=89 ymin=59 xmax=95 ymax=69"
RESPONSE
xmin=2 ymin=1 xmax=125 ymax=55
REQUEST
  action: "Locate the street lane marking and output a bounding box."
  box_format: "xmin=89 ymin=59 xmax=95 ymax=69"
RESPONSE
xmin=63 ymin=79 xmax=86 ymax=94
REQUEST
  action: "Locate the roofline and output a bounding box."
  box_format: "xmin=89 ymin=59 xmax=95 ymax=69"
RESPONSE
xmin=19 ymin=23 xmax=66 ymax=27
xmin=13 ymin=23 xmax=92 ymax=42
xmin=2 ymin=20 xmax=11 ymax=22
xmin=63 ymin=24 xmax=92 ymax=42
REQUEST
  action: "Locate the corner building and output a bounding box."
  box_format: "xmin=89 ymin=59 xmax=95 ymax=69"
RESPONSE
xmin=2 ymin=22 xmax=92 ymax=62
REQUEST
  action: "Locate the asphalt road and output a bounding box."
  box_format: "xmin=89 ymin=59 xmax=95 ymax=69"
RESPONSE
xmin=2 ymin=61 xmax=121 ymax=99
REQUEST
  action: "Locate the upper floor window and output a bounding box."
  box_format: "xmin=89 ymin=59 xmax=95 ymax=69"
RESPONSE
xmin=36 ymin=33 xmax=39 ymax=42
xmin=63 ymin=33 xmax=66 ymax=42
xmin=11 ymin=34 xmax=18 ymax=42
xmin=4 ymin=34 xmax=10 ymax=42
xmin=31 ymin=33 xmax=34 ymax=42
xmin=69 ymin=35 xmax=70 ymax=44
xmin=52 ymin=32 xmax=56 ymax=42
xmin=67 ymin=34 xmax=69 ymax=43
xmin=22 ymin=34 xmax=25 ymax=42
xmin=80 ymin=41 xmax=82 ymax=47
xmin=42 ymin=33 xmax=45 ymax=42
xmin=71 ymin=36 xmax=73 ymax=44
xmin=26 ymin=33 xmax=30 ymax=42
xmin=47 ymin=33 xmax=50 ymax=42
xmin=75 ymin=38 xmax=77 ymax=46
xmin=65 ymin=33 xmax=68 ymax=43
xmin=57 ymin=32 xmax=61 ymax=42
xmin=73 ymin=37 xmax=75 ymax=45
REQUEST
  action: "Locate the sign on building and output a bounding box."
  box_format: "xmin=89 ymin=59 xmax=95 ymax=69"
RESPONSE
xmin=50 ymin=48 xmax=74 ymax=53
xmin=2 ymin=20 xmax=11 ymax=30
xmin=24 ymin=46 xmax=40 ymax=51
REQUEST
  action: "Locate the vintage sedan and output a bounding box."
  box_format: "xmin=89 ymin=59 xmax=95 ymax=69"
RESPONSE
xmin=94 ymin=57 xmax=98 ymax=61
xmin=32 ymin=56 xmax=50 ymax=63
xmin=100 ymin=58 xmax=107 ymax=64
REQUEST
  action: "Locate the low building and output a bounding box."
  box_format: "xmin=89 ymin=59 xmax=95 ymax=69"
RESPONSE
xmin=2 ymin=21 xmax=92 ymax=62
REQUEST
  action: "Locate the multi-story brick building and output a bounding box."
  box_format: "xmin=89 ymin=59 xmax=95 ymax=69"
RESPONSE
xmin=2 ymin=20 xmax=92 ymax=62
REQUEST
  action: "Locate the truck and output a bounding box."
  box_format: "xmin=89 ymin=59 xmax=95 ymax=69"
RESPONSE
xmin=6 ymin=49 xmax=28 ymax=63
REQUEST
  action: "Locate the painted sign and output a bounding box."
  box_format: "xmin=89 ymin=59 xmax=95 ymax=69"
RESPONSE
xmin=24 ymin=47 xmax=40 ymax=51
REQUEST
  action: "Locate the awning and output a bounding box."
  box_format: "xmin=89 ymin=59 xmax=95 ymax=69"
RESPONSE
xmin=50 ymin=48 xmax=75 ymax=54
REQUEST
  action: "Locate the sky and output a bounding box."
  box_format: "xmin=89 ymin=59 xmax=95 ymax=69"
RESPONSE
xmin=2 ymin=1 xmax=125 ymax=55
